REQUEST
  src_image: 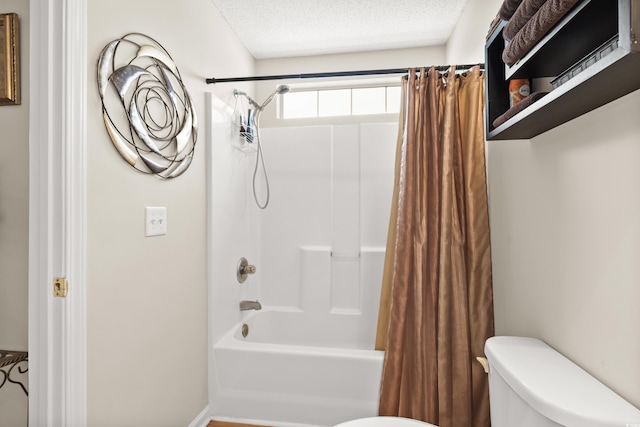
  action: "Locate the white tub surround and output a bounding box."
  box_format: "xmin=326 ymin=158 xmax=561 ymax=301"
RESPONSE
xmin=207 ymin=94 xmax=397 ymax=426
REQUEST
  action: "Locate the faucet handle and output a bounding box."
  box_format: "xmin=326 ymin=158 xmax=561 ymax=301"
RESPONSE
xmin=239 ymin=300 xmax=262 ymax=311
xmin=237 ymin=257 xmax=256 ymax=283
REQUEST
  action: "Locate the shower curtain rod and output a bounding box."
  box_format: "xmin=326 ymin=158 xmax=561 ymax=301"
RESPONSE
xmin=205 ymin=63 xmax=484 ymax=84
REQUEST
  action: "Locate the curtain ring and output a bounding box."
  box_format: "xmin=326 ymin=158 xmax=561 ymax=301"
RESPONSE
xmin=412 ymin=69 xmax=420 ymax=90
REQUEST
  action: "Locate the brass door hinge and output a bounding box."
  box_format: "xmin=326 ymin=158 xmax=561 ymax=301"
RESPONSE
xmin=53 ymin=277 xmax=68 ymax=297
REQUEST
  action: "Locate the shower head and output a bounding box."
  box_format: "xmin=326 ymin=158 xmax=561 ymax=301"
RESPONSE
xmin=258 ymin=85 xmax=290 ymax=110
xmin=276 ymin=85 xmax=290 ymax=94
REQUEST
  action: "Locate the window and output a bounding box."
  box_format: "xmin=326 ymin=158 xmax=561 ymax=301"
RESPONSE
xmin=282 ymin=91 xmax=318 ymax=119
xmin=280 ymin=82 xmax=401 ymax=119
xmin=319 ymin=89 xmax=351 ymax=117
xmin=352 ymin=87 xmax=386 ymax=115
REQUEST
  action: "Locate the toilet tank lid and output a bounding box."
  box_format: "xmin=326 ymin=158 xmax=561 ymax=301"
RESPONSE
xmin=484 ymin=336 xmax=640 ymax=427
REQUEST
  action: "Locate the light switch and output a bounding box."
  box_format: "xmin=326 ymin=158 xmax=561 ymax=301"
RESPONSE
xmin=145 ymin=206 xmax=167 ymax=237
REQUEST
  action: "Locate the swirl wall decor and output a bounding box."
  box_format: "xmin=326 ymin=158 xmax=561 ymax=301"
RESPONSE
xmin=97 ymin=33 xmax=197 ymax=179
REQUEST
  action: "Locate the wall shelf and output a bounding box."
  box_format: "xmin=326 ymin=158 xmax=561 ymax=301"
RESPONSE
xmin=485 ymin=0 xmax=640 ymax=140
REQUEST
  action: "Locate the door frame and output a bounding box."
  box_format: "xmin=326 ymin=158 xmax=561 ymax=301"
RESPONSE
xmin=28 ymin=0 xmax=87 ymax=425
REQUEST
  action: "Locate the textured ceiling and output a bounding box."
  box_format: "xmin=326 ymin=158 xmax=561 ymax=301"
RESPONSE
xmin=211 ymin=0 xmax=469 ymax=59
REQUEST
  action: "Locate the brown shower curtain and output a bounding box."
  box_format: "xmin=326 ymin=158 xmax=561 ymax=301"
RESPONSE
xmin=376 ymin=66 xmax=494 ymax=427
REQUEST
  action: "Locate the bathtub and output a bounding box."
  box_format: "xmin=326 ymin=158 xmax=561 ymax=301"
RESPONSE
xmin=212 ymin=308 xmax=385 ymax=426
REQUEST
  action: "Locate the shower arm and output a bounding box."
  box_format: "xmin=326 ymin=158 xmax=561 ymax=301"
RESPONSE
xmin=234 ymin=89 xmax=262 ymax=110
xmin=235 ymin=86 xmax=291 ymax=112
xmin=258 ymin=85 xmax=290 ymax=109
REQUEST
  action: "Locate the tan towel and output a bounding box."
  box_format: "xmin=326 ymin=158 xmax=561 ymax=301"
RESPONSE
xmin=502 ymin=0 xmax=580 ymax=66
xmin=503 ymin=0 xmax=548 ymax=40
xmin=492 ymin=92 xmax=549 ymax=128
xmin=499 ymin=0 xmax=526 ymax=20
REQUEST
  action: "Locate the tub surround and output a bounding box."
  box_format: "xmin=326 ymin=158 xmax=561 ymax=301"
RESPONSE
xmin=207 ymin=94 xmax=397 ymax=425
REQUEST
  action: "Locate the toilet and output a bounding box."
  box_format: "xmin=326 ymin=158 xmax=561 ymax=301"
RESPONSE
xmin=486 ymin=336 xmax=640 ymax=426
xmin=336 ymin=336 xmax=640 ymax=427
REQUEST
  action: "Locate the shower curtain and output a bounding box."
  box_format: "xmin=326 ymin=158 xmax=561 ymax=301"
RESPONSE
xmin=376 ymin=66 xmax=494 ymax=427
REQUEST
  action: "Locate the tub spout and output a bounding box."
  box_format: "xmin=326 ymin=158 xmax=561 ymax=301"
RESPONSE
xmin=239 ymin=300 xmax=262 ymax=311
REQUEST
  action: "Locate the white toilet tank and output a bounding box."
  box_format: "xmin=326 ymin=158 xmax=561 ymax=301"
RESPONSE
xmin=485 ymin=336 xmax=640 ymax=427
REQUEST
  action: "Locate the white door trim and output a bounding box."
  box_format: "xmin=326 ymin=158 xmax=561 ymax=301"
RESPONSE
xmin=29 ymin=0 xmax=88 ymax=425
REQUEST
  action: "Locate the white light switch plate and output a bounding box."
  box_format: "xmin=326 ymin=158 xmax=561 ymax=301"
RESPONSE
xmin=145 ymin=207 xmax=167 ymax=237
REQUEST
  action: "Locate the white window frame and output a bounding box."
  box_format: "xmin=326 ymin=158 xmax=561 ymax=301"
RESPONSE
xmin=276 ymin=77 xmax=402 ymax=124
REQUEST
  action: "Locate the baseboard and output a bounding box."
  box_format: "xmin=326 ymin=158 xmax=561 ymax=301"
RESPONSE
xmin=188 ymin=405 xmax=212 ymax=427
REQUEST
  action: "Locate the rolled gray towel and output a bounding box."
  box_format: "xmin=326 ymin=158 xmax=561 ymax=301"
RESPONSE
xmin=499 ymin=0 xmax=526 ymax=20
xmin=492 ymin=92 xmax=549 ymax=128
xmin=487 ymin=14 xmax=504 ymax=40
xmin=502 ymin=0 xmax=580 ymax=66
xmin=504 ymin=0 xmax=548 ymax=40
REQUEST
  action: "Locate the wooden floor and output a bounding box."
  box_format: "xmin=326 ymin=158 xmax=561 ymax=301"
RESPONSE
xmin=208 ymin=421 xmax=271 ymax=427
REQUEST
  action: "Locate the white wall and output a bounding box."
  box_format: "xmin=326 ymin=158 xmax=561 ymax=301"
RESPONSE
xmin=0 ymin=2 xmax=29 ymax=426
xmin=448 ymin=0 xmax=640 ymax=408
xmin=446 ymin=0 xmax=502 ymax=65
xmin=86 ymin=1 xmax=254 ymax=425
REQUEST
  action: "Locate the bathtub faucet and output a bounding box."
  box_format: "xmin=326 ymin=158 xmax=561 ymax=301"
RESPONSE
xmin=239 ymin=300 xmax=262 ymax=311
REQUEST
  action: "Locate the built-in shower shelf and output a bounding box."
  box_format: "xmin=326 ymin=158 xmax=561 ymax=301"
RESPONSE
xmin=485 ymin=0 xmax=640 ymax=140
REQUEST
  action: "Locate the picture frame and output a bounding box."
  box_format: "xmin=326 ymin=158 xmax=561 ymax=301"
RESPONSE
xmin=0 ymin=13 xmax=20 ymax=106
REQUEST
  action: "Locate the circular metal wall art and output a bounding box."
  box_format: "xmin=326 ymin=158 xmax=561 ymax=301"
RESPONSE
xmin=97 ymin=33 xmax=197 ymax=179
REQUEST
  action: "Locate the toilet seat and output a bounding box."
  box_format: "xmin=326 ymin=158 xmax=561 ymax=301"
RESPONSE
xmin=335 ymin=416 xmax=437 ymax=426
